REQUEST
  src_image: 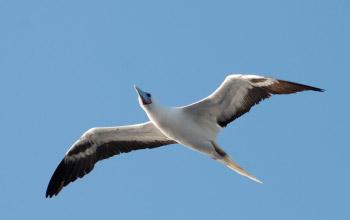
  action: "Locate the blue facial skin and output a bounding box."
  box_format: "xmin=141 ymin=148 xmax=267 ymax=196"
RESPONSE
xmin=134 ymin=85 xmax=152 ymax=105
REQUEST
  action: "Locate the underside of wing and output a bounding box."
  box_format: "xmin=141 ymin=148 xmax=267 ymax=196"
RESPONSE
xmin=184 ymin=74 xmax=323 ymax=128
xmin=46 ymin=121 xmax=176 ymax=198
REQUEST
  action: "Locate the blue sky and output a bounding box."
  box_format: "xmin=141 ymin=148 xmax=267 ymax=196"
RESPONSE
xmin=0 ymin=0 xmax=349 ymax=219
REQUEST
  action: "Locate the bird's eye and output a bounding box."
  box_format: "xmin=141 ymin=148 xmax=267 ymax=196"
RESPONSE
xmin=146 ymin=93 xmax=151 ymax=98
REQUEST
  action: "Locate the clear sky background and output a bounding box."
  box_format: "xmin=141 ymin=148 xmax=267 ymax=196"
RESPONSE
xmin=0 ymin=0 xmax=349 ymax=219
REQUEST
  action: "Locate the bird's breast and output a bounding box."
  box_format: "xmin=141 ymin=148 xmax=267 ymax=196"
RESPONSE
xmin=145 ymin=107 xmax=216 ymax=147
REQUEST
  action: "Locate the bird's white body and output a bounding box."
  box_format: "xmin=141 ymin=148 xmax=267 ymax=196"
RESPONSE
xmin=46 ymin=74 xmax=322 ymax=197
xmin=142 ymin=102 xmax=220 ymax=157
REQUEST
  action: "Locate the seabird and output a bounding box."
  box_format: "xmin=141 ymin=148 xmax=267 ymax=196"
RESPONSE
xmin=46 ymin=74 xmax=323 ymax=197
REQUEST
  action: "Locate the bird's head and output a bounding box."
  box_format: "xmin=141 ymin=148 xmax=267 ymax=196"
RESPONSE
xmin=134 ymin=85 xmax=153 ymax=106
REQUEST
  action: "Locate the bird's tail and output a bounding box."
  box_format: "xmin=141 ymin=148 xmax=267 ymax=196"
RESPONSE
xmin=219 ymin=156 xmax=263 ymax=184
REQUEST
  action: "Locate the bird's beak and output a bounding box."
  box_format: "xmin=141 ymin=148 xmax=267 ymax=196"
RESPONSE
xmin=134 ymin=85 xmax=143 ymax=97
xmin=134 ymin=85 xmax=152 ymax=105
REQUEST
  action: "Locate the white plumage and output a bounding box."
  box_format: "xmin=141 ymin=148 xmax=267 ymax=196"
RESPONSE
xmin=46 ymin=74 xmax=323 ymax=197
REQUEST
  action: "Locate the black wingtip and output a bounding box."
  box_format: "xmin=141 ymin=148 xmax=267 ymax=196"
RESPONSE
xmin=45 ymin=159 xmax=66 ymax=198
xmin=309 ymin=86 xmax=325 ymax=92
xmin=45 ymin=193 xmax=53 ymax=198
xmin=275 ymin=79 xmax=325 ymax=93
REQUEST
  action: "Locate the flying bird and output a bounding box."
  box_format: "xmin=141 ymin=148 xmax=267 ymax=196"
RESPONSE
xmin=46 ymin=74 xmax=323 ymax=197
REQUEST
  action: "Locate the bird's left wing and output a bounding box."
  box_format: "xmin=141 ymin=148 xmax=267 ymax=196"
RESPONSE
xmin=183 ymin=74 xmax=323 ymax=128
xmin=46 ymin=121 xmax=176 ymax=198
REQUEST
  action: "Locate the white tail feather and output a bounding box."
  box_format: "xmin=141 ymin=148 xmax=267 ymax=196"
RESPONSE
xmin=220 ymin=156 xmax=263 ymax=183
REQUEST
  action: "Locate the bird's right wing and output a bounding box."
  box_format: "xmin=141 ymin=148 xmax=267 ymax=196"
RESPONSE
xmin=183 ymin=74 xmax=323 ymax=128
xmin=46 ymin=121 xmax=176 ymax=198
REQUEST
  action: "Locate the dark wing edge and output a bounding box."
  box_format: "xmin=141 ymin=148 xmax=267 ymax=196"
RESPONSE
xmin=46 ymin=124 xmax=176 ymax=198
xmin=217 ymin=77 xmax=324 ymax=127
xmin=264 ymin=79 xmax=324 ymax=94
xmin=217 ymin=86 xmax=271 ymax=127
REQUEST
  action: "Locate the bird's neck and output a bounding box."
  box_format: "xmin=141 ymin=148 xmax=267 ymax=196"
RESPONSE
xmin=142 ymin=101 xmax=177 ymax=125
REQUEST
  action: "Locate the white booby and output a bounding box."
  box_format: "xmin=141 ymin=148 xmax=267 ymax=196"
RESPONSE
xmin=46 ymin=74 xmax=323 ymax=197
